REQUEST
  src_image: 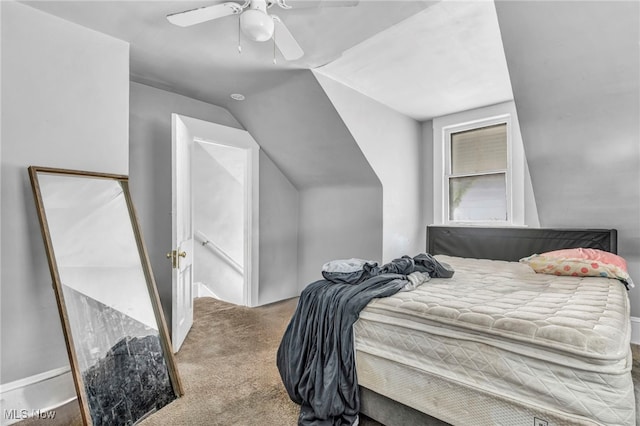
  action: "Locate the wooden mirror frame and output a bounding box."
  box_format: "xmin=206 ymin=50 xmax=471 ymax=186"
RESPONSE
xmin=28 ymin=166 xmax=183 ymax=425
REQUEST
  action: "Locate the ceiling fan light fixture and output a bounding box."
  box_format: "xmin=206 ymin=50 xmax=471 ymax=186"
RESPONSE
xmin=240 ymin=8 xmax=274 ymax=42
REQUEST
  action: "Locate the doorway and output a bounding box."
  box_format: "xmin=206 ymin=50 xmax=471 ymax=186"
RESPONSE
xmin=171 ymin=114 xmax=259 ymax=352
xmin=193 ymin=140 xmax=247 ymax=305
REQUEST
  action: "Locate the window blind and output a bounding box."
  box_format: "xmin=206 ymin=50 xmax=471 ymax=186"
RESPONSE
xmin=451 ymin=123 xmax=507 ymax=175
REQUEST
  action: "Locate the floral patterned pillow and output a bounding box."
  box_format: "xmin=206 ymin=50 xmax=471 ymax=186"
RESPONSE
xmin=519 ymin=248 xmax=634 ymax=289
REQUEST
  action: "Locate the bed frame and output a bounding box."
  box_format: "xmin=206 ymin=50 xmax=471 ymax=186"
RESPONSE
xmin=359 ymin=225 xmax=619 ymax=426
xmin=427 ymin=226 xmax=617 ymax=260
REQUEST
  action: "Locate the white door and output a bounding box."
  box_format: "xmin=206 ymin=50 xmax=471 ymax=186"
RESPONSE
xmin=170 ymin=114 xmax=195 ymax=352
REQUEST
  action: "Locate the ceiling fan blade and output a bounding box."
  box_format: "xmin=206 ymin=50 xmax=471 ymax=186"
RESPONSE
xmin=272 ymin=16 xmax=304 ymax=61
xmin=167 ymin=2 xmax=242 ymax=27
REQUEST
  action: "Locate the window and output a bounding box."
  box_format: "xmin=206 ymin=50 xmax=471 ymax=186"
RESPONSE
xmin=432 ymin=102 xmax=527 ymax=226
xmin=446 ymin=123 xmax=509 ymax=222
xmin=432 ymin=102 xmax=528 ymax=226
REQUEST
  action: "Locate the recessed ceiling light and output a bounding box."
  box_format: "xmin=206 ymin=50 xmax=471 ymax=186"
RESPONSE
xmin=230 ymin=93 xmax=245 ymax=101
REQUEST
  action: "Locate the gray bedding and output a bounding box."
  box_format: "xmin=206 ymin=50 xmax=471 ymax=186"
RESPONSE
xmin=276 ymin=254 xmax=453 ymax=425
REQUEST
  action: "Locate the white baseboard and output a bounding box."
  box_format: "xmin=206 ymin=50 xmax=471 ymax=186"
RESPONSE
xmin=0 ymin=367 xmax=76 ymax=425
xmin=193 ymin=281 xmax=219 ymax=299
xmin=631 ymin=316 xmax=640 ymax=345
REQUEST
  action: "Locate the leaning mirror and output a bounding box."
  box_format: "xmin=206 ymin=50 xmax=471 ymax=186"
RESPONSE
xmin=29 ymin=166 xmax=183 ymax=426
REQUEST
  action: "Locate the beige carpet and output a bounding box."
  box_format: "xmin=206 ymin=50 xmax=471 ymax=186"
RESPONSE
xmin=15 ymin=297 xmax=640 ymax=425
xmin=138 ymin=296 xmax=302 ymax=426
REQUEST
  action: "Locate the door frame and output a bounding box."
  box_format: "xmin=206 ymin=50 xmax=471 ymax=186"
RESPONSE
xmin=172 ymin=114 xmax=259 ymax=317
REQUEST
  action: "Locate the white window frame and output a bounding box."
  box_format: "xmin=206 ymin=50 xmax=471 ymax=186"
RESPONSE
xmin=444 ymin=115 xmax=511 ymax=225
xmin=433 ymin=102 xmax=525 ymax=227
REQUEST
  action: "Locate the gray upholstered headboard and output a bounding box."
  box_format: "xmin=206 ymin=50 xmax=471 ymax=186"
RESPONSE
xmin=427 ymin=226 xmax=617 ymax=261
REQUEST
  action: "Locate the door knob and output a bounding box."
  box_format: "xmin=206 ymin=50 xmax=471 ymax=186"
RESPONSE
xmin=166 ymin=250 xmax=187 ymax=269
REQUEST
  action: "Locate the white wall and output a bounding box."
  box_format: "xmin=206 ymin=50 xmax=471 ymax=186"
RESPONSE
xmin=129 ymin=82 xmax=243 ymax=325
xmin=193 ymin=142 xmax=244 ymax=305
xmin=314 ymin=73 xmax=425 ymax=261
xmin=298 ymin=185 xmax=383 ymax=289
xmin=258 ymin=150 xmax=299 ymax=305
xmin=0 ymin=1 xmax=129 ymax=384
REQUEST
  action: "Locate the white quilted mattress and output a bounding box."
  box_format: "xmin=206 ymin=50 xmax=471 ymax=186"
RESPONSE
xmin=354 ymin=255 xmax=636 ymax=425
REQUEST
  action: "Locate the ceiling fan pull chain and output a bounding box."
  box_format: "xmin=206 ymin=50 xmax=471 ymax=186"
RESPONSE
xmin=273 ymin=25 xmax=277 ymax=64
xmin=238 ymin=16 xmax=242 ymax=54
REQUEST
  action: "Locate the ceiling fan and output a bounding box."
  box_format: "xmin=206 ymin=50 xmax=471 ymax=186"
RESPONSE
xmin=167 ymin=0 xmax=358 ymax=62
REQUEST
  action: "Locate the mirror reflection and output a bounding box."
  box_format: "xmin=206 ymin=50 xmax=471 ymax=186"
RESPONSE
xmin=30 ymin=168 xmax=181 ymax=426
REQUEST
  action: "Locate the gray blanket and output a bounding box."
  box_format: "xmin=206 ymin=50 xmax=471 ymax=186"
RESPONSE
xmin=276 ymin=254 xmax=454 ymax=425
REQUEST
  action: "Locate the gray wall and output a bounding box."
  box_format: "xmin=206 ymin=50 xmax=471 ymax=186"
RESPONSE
xmin=495 ymin=0 xmax=640 ymax=315
xmin=1 ymin=2 xmax=129 ymax=383
xmin=298 ymin=185 xmax=383 ymax=289
xmin=314 ymin=72 xmax=425 ymax=262
xmin=227 ymin=70 xmax=383 ymax=293
xmin=129 ymin=82 xmax=242 ymax=327
xmin=130 ymin=82 xmax=301 ymax=312
xmin=258 ymin=150 xmax=300 ymax=305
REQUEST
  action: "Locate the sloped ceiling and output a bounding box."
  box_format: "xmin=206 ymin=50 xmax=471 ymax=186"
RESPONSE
xmin=226 ymin=69 xmax=380 ymax=188
xmin=316 ymin=0 xmax=513 ymax=120
xmin=19 ymin=0 xmax=510 ymax=120
xmin=20 ymin=0 xmax=435 ymax=110
xmin=19 ymin=0 xmax=439 ymax=188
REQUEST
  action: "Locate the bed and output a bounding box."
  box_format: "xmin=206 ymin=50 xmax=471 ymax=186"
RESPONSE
xmin=356 ymin=226 xmax=636 ymax=426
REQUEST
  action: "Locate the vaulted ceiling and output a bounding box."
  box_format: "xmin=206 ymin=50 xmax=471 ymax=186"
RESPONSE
xmin=20 ymin=0 xmax=512 ymax=120
xmin=316 ymin=0 xmax=513 ymax=120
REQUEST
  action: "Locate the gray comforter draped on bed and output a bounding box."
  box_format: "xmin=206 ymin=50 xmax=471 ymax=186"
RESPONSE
xmin=277 ymin=254 xmax=453 ymax=426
